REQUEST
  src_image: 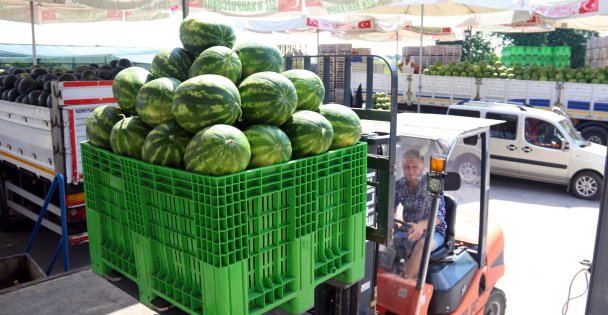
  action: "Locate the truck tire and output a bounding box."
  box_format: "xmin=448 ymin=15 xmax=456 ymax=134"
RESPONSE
xmin=571 ymin=171 xmax=603 ymax=200
xmin=581 ymin=126 xmax=608 ymax=145
xmin=484 ymin=288 xmax=506 ymax=315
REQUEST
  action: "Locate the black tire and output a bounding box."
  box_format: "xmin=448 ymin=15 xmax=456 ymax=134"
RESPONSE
xmin=484 ymin=288 xmax=506 ymax=315
xmin=571 ymin=171 xmax=603 ymax=200
xmin=455 ymin=153 xmax=481 ymax=185
xmin=581 ymin=126 xmax=608 ymax=145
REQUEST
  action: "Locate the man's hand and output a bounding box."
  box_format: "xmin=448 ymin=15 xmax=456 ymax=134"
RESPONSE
xmin=407 ymin=222 xmax=425 ymax=241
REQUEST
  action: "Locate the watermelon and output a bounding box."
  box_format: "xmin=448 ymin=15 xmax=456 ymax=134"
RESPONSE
xmin=238 ymin=72 xmax=297 ymax=126
xmin=179 ymin=17 xmax=236 ymax=57
xmin=234 ymin=42 xmax=283 ymax=79
xmin=189 ymin=46 xmax=242 ymax=85
xmin=282 ymin=69 xmax=325 ymax=111
xmin=135 ymin=77 xmax=181 ymax=127
xmin=184 ymin=124 xmax=251 ymax=176
xmin=110 ymin=116 xmax=152 ymax=160
xmin=142 ymin=121 xmax=192 ymax=168
xmin=172 ymin=74 xmax=242 ymax=134
xmin=86 ymin=105 xmax=126 ymax=150
xmin=243 ymin=125 xmax=292 ymax=168
xmin=280 ymin=110 xmax=334 ymax=158
xmin=151 ymin=48 xmax=194 ymax=82
xmin=319 ymin=104 xmax=362 ymax=149
xmin=112 ymin=67 xmax=153 ymax=115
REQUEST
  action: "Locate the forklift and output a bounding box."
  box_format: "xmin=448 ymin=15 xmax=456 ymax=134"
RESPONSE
xmin=283 ymin=54 xmax=507 ymax=315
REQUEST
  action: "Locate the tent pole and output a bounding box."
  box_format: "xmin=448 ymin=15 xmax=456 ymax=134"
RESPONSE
xmin=417 ymin=4 xmax=424 ymax=113
xmin=29 ymin=1 xmax=37 ymax=66
xmin=316 ymin=29 xmax=320 ymax=55
xmin=182 ymin=0 xmax=189 ymax=18
xmin=396 ymin=31 xmax=399 ymax=64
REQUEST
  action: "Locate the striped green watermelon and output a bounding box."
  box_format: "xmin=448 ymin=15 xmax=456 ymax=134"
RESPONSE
xmin=151 ymin=48 xmax=194 ymax=82
xmin=319 ymin=104 xmax=362 ymax=149
xmin=243 ymin=125 xmax=292 ymax=168
xmin=110 ymin=116 xmax=152 ymax=160
xmin=142 ymin=121 xmax=192 ymax=168
xmin=282 ymin=69 xmax=325 ymax=111
xmin=86 ymin=105 xmax=126 ymax=150
xmin=234 ymin=42 xmax=283 ymax=80
xmin=238 ymin=72 xmax=297 ymax=126
xmin=135 ymin=78 xmax=181 ymax=127
xmin=189 ymin=46 xmax=242 ymax=84
xmin=179 ymin=17 xmax=236 ymax=57
xmin=172 ymin=74 xmax=241 ymax=134
xmin=112 ymin=67 xmax=153 ymax=115
xmin=280 ymin=110 xmax=334 ymax=158
xmin=184 ymin=124 xmax=251 ymax=176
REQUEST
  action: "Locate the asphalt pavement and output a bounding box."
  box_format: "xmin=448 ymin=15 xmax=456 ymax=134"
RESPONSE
xmin=0 ymin=174 xmax=601 ymax=315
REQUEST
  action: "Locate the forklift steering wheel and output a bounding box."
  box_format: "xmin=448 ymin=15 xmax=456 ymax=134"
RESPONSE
xmin=393 ymin=219 xmax=409 ymax=239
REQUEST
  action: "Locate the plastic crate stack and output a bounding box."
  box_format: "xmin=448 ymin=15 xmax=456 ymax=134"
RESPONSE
xmin=81 ymin=141 xmax=367 ymax=315
xmin=501 ymin=46 xmax=571 ymax=67
xmin=318 ymin=44 xmax=352 ymax=104
xmin=586 ymin=37 xmax=608 ymax=70
xmin=402 ymin=45 xmax=462 ymax=70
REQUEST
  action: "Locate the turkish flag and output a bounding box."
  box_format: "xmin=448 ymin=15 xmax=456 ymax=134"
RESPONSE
xmin=106 ymin=10 xmax=122 ymax=19
xmin=358 ymin=20 xmax=371 ymax=29
xmin=442 ymin=28 xmax=451 ymax=33
xmin=579 ymin=0 xmax=598 ymax=14
xmin=306 ymin=18 xmax=319 ymax=27
xmin=41 ymin=8 xmax=56 ymax=21
xmin=189 ymin=0 xmax=203 ymax=8
xmin=278 ymin=0 xmax=303 ymax=12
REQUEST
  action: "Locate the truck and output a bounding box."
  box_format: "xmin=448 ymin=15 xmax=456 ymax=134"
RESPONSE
xmin=0 ymin=80 xmax=115 ymax=247
xmin=349 ymin=72 xmax=608 ymax=145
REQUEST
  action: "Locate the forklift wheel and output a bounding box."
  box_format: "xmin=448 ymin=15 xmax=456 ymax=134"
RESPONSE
xmin=484 ymin=288 xmax=506 ymax=315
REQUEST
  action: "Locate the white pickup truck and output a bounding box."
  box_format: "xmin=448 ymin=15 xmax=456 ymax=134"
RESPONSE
xmin=351 ymin=73 xmax=608 ymax=145
xmin=0 ymin=81 xmax=114 ymax=242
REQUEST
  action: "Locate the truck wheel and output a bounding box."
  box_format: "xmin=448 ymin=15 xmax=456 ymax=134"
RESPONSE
xmin=456 ymin=154 xmax=481 ymax=185
xmin=581 ymin=126 xmax=608 ymax=145
xmin=484 ymin=288 xmax=506 ymax=315
xmin=571 ymin=171 xmax=603 ymax=200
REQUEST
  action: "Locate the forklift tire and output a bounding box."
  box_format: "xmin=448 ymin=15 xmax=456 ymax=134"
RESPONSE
xmin=484 ymin=288 xmax=506 ymax=315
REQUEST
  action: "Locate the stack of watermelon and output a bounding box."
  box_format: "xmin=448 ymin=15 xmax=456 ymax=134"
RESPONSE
xmin=86 ymin=17 xmax=362 ymax=176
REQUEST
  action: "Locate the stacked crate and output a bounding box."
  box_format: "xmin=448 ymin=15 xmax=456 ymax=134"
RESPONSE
xmin=280 ymin=44 xmax=307 ymax=70
xmin=402 ymin=45 xmax=462 ymax=71
xmin=318 ymin=44 xmax=352 ymax=103
xmin=586 ymin=37 xmax=608 ymax=70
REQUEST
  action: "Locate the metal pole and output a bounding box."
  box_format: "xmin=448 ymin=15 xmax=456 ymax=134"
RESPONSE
xmin=317 ymin=29 xmax=320 ymax=55
xmin=417 ymin=4 xmax=424 ymax=113
xmin=182 ymin=0 xmax=189 ymax=18
xmin=29 ymin=1 xmax=37 ymax=66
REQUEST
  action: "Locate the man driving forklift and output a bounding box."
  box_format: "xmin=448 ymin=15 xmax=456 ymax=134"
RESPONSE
xmin=394 ymin=149 xmax=447 ymax=280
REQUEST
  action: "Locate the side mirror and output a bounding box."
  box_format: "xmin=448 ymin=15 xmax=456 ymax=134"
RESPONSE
xmin=560 ymin=138 xmax=570 ymax=151
xmin=444 ymin=172 xmax=462 ymax=191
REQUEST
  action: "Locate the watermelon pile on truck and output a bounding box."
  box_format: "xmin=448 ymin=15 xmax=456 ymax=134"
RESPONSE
xmin=349 ymin=60 xmax=608 ymax=145
xmin=0 ymin=58 xmax=136 ymax=244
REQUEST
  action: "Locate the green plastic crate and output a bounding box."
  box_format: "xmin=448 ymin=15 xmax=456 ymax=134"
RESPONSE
xmin=81 ymin=142 xmax=367 ymax=315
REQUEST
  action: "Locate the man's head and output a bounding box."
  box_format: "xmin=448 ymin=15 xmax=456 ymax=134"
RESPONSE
xmin=402 ymin=149 xmax=425 ymax=184
xmin=405 ymin=55 xmax=411 ymax=62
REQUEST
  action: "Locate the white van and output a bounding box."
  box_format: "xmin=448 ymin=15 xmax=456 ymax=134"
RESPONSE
xmin=447 ymin=101 xmax=606 ymax=200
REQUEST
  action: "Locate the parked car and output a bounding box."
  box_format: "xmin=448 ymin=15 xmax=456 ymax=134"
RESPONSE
xmin=447 ymin=101 xmax=606 ymax=200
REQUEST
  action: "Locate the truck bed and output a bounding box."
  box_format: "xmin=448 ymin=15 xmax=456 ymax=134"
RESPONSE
xmin=0 ymin=267 xmax=156 ymax=315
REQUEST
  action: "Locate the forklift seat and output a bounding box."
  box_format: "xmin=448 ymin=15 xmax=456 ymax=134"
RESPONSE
xmin=430 ymin=194 xmax=456 ymax=262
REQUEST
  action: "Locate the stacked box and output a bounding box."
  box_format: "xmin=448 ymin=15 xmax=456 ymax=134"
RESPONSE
xmin=318 ymin=44 xmax=352 ymax=103
xmin=586 ymin=36 xmax=608 ymax=70
xmin=82 ymin=141 xmax=367 ymax=315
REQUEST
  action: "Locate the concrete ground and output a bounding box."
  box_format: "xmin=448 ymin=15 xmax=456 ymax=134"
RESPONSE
xmin=0 ymin=174 xmax=601 ymax=314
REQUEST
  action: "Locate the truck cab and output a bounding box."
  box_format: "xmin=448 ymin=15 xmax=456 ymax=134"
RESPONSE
xmin=447 ymin=101 xmax=606 ymax=200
